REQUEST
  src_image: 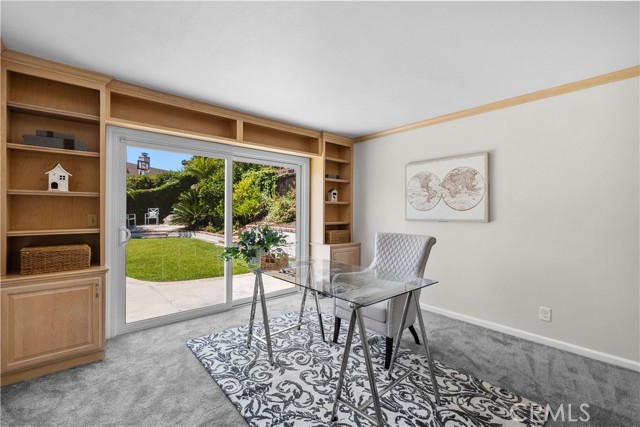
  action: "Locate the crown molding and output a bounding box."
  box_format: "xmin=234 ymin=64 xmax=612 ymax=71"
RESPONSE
xmin=356 ymin=66 xmax=640 ymax=143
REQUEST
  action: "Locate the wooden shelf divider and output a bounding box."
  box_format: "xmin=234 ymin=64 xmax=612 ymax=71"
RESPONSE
xmin=325 ymin=177 xmax=350 ymax=184
xmin=7 ymin=228 xmax=101 ymax=237
xmin=7 ymin=190 xmax=100 ymax=197
xmin=6 ymin=143 xmax=100 ymax=157
xmin=325 ymin=156 xmax=350 ymax=164
xmin=7 ymin=101 xmax=100 ymax=124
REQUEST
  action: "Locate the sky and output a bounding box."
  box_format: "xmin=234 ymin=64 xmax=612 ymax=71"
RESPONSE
xmin=127 ymin=147 xmax=191 ymax=172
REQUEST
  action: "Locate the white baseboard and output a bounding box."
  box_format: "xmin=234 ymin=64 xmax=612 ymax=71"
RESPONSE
xmin=420 ymin=303 xmax=640 ymax=373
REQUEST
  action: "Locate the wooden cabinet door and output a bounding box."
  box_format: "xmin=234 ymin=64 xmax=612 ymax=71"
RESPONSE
xmin=1 ymin=275 xmax=103 ymax=373
xmin=331 ymin=245 xmax=361 ymax=265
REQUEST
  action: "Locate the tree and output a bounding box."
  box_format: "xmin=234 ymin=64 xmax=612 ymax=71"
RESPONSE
xmin=171 ymin=157 xmax=226 ymax=230
xmin=233 ymin=174 xmax=266 ymax=226
xmin=183 ymin=156 xmax=223 ymax=181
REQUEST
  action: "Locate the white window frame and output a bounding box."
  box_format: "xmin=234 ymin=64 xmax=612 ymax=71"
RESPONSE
xmin=106 ymin=126 xmax=309 ymax=338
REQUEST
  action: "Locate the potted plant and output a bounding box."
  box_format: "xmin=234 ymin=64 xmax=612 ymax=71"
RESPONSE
xmin=221 ymin=224 xmax=289 ymax=270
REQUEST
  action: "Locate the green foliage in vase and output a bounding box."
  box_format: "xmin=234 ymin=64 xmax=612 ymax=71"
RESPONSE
xmin=220 ymin=224 xmax=289 ymax=264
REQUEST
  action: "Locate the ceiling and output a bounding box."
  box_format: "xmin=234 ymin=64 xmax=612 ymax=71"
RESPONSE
xmin=1 ymin=2 xmax=638 ymax=138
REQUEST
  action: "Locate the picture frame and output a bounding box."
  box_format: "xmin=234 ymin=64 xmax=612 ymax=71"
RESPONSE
xmin=405 ymin=152 xmax=489 ymax=222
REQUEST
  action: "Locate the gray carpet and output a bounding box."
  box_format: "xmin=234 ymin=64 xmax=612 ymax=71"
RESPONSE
xmin=1 ymin=294 xmax=638 ymax=426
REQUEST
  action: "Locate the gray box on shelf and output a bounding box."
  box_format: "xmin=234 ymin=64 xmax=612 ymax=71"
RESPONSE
xmin=23 ymin=134 xmax=87 ymax=151
xmin=36 ymin=129 xmax=76 ymax=140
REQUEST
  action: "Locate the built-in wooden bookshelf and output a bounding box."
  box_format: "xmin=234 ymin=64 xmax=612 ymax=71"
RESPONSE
xmin=323 ymin=135 xmax=353 ymax=239
xmin=1 ymin=47 xmax=358 ymax=384
xmin=310 ymin=132 xmax=360 ymax=265
xmin=1 ymin=53 xmax=109 ymax=385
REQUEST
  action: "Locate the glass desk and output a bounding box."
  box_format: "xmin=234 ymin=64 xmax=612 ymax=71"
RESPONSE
xmin=247 ymin=258 xmax=440 ymax=426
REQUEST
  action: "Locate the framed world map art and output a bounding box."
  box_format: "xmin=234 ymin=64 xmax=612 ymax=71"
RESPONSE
xmin=405 ymin=152 xmax=489 ymax=222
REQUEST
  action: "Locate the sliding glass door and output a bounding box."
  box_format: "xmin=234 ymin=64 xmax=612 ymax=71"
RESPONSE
xmin=231 ymin=160 xmax=298 ymax=302
xmin=107 ymin=127 xmax=309 ymax=337
xmin=123 ymin=147 xmax=230 ymax=323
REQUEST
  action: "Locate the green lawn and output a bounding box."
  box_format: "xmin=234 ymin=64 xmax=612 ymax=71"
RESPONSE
xmin=126 ymin=238 xmax=250 ymax=282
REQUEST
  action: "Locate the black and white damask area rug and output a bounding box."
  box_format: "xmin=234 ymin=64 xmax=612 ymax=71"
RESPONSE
xmin=187 ymin=309 xmax=546 ymax=427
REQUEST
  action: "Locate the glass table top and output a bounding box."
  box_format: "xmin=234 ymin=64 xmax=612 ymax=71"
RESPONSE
xmin=256 ymin=258 xmax=438 ymax=307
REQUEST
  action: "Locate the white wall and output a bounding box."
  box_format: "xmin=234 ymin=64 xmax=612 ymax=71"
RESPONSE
xmin=353 ymin=77 xmax=639 ymax=364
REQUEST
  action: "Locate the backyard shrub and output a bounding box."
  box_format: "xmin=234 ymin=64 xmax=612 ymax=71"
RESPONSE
xmin=233 ymin=174 xmax=266 ymax=226
xmin=266 ymin=189 xmax=296 ymax=223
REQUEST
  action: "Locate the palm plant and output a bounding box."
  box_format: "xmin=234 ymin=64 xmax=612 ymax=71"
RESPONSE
xmin=170 ymin=189 xmax=208 ymax=229
xmin=182 ymin=156 xmax=223 ymax=180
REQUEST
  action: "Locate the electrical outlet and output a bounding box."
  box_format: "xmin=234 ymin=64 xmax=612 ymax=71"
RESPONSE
xmin=88 ymin=214 xmax=97 ymax=227
xmin=539 ymin=306 xmax=552 ymax=322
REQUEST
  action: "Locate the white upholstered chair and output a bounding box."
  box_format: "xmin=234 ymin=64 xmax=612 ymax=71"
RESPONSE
xmin=333 ymin=232 xmax=436 ymax=368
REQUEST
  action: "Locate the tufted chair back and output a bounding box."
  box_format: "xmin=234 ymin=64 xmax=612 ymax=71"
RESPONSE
xmin=370 ymin=232 xmax=435 ymax=281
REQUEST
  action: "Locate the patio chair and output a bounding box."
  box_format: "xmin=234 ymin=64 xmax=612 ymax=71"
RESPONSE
xmin=145 ymin=208 xmax=159 ymax=225
xmin=333 ymin=232 xmax=436 ymax=368
xmin=126 ymin=213 xmax=136 ymax=227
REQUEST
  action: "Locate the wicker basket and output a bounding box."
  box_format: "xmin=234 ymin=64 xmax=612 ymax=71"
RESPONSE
xmin=326 ymin=230 xmax=350 ymax=244
xmin=20 ymin=244 xmax=91 ymax=275
xmin=260 ymin=254 xmax=288 ymax=270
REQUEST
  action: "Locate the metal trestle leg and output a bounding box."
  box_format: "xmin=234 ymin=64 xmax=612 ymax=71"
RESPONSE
xmin=257 ymin=272 xmax=274 ymax=366
xmin=413 ymin=292 xmax=441 ymax=405
xmin=387 ymin=292 xmax=413 ymax=380
xmin=331 ymin=309 xmax=357 ymax=422
xmin=246 ymin=272 xmax=260 ymax=349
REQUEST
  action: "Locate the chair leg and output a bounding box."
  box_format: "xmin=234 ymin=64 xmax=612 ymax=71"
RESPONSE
xmin=385 ymin=337 xmax=393 ymax=369
xmin=408 ymin=324 xmax=421 ymax=345
xmin=333 ymin=317 xmax=341 ymax=343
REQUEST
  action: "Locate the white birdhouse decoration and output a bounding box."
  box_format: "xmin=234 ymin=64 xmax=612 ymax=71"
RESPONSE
xmin=328 ymin=188 xmax=338 ymax=202
xmin=46 ymin=163 xmax=72 ymax=192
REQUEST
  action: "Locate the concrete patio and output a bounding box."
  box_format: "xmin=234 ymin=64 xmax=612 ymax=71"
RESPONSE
xmin=126 ymin=272 xmax=295 ymax=323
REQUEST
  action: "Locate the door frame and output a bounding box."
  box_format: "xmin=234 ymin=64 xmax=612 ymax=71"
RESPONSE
xmin=105 ymin=126 xmax=309 ymax=338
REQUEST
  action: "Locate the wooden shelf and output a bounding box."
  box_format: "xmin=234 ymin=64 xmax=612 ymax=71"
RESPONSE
xmin=109 ymin=92 xmax=237 ymax=140
xmin=325 ymin=201 xmax=350 ymax=205
xmin=7 ymin=190 xmax=100 ymax=197
xmin=7 ymin=228 xmax=100 ymax=237
xmin=325 ymin=156 xmax=350 ymax=164
xmin=7 ymin=101 xmax=100 ymax=124
xmin=6 ymin=143 xmax=100 ymax=158
xmin=243 ymin=121 xmax=321 ymax=156
xmin=325 ymin=178 xmax=350 ymax=184
xmin=1 ymin=265 xmax=108 ymax=286
xmin=325 ymin=221 xmax=350 ymax=226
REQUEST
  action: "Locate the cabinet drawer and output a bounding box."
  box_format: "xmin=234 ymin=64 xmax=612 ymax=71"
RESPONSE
xmin=311 ymin=242 xmax=361 ymax=266
xmin=331 ymin=245 xmax=361 ymax=265
xmin=1 ymin=275 xmax=103 ymax=373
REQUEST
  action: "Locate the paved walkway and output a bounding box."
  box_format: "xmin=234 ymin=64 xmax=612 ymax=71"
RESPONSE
xmin=126 ymin=273 xmax=295 ymax=323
